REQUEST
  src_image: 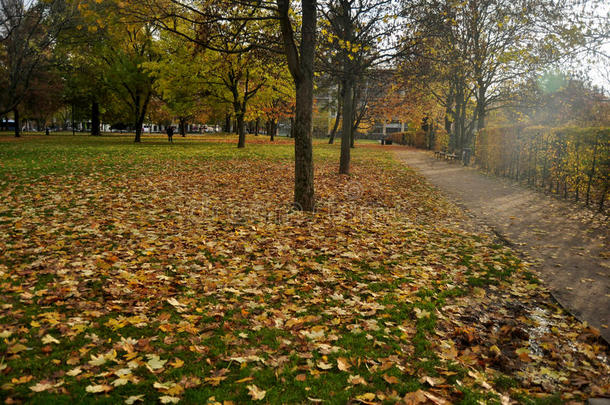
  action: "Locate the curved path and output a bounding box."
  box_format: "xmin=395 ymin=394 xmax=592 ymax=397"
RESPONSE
xmin=396 ymin=149 xmax=610 ymax=343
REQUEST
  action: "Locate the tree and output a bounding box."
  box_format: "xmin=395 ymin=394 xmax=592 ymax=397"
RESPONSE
xmin=145 ymin=31 xmax=211 ymax=137
xmin=56 ymin=1 xmax=112 ymax=137
xmin=102 ymin=9 xmax=157 ymax=141
xmin=108 ymin=0 xmax=318 ymax=209
xmin=318 ymin=0 xmax=397 ymax=174
xmin=400 ymin=0 xmax=590 ymax=152
xmin=276 ymin=0 xmax=317 ymax=210
xmin=0 ymin=0 xmax=71 ymax=136
xmin=205 ymin=48 xmax=270 ymax=148
xmin=251 ymin=61 xmax=295 ymax=142
xmin=20 ymin=67 xmax=64 ymax=131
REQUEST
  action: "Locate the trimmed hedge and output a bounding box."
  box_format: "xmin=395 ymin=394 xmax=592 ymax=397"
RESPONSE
xmin=386 ymin=127 xmax=449 ymax=150
xmin=475 ymin=126 xmax=610 ymax=210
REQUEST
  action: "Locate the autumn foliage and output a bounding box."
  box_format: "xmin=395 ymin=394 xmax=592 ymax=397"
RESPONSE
xmin=475 ymin=126 xmax=610 ymax=210
xmin=0 ymin=135 xmax=608 ymax=403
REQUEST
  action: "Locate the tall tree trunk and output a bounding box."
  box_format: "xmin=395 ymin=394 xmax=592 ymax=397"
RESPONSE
xmin=339 ymin=79 xmax=353 ymax=174
xmin=134 ymin=123 xmax=142 ymax=143
xmin=179 ymin=118 xmax=187 ymax=137
xmin=270 ymin=120 xmax=276 ymax=142
xmin=277 ymin=0 xmax=316 ymax=211
xmin=476 ymin=87 xmax=486 ymax=131
xmin=134 ymin=110 xmax=144 ymax=142
xmin=224 ymin=114 xmax=231 ymax=133
xmin=91 ymin=99 xmax=101 ymax=136
xmin=293 ymin=81 xmax=315 ymax=210
xmin=71 ymin=104 xmax=75 ymax=136
xmin=133 ymin=92 xmax=151 ymax=143
xmin=13 ymin=107 xmax=20 ymax=138
xmin=237 ymin=112 xmax=246 ymax=148
xmin=255 ymin=117 xmax=259 ymax=136
xmin=350 ymin=84 xmax=361 ymax=149
xmin=328 ymin=110 xmax=341 ymax=144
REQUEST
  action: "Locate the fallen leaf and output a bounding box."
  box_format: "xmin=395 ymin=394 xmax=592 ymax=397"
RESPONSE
xmin=337 ymin=357 xmax=351 ymax=371
xmin=402 ymin=390 xmax=428 ymax=405
xmin=348 ymin=375 xmax=367 ymax=385
xmin=125 ymin=395 xmax=144 ymax=404
xmin=423 ymin=391 xmax=449 ymax=405
xmin=383 ymin=374 xmax=399 ymax=384
xmin=8 ymin=343 xmax=28 ymax=354
xmin=247 ymin=384 xmax=266 ymax=400
xmin=41 ymin=334 xmax=60 ymax=345
xmin=85 ymin=384 xmax=113 ymax=393
xmin=419 ymin=376 xmax=445 ymax=387
xmin=30 ymin=382 xmax=54 ymax=392
xmin=355 ymin=392 xmax=376 ymax=403
xmin=159 ymin=396 xmax=181 ymax=404
xmin=146 ymin=354 xmax=167 ymax=370
xmin=170 ymin=358 xmax=184 ymax=368
xmin=66 ymin=367 xmax=82 ymax=377
xmin=317 ymin=361 xmax=332 ymax=370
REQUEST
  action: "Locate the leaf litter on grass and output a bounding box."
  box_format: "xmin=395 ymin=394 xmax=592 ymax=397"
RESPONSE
xmin=0 ymin=138 xmax=608 ymax=404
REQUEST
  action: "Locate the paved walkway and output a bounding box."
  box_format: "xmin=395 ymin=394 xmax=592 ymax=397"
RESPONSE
xmin=396 ymin=149 xmax=610 ymax=343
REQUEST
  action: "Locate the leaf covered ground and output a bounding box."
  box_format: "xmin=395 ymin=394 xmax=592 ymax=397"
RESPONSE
xmin=0 ymin=134 xmax=608 ymax=404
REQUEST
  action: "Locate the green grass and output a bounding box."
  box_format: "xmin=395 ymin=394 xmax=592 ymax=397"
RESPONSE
xmin=0 ymin=133 xmax=385 ymax=181
xmin=0 ymin=133 xmax=598 ymax=404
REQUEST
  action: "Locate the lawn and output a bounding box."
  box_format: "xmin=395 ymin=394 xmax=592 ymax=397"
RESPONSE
xmin=0 ymin=134 xmax=608 ymax=404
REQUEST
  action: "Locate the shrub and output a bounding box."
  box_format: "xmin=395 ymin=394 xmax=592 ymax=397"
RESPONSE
xmin=475 ymin=126 xmax=609 ymax=210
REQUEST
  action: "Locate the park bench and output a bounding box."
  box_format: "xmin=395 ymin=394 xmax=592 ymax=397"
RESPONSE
xmin=435 ymin=150 xmax=458 ymax=161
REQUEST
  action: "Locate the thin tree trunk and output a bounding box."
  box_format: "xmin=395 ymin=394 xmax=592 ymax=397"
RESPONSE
xmin=328 ymin=106 xmax=341 ymax=144
xmin=179 ymin=118 xmax=187 ymax=137
xmin=289 ymin=117 xmax=295 ymax=138
xmin=13 ymin=107 xmax=20 ymax=138
xmin=134 ymin=110 xmax=144 ymax=142
xmin=270 ymin=120 xmax=276 ymax=142
xmin=255 ymin=117 xmax=259 ymax=136
xmin=71 ymin=104 xmax=75 ymax=136
xmin=224 ymin=114 xmax=231 ymax=133
xmin=350 ymin=84 xmax=361 ymax=149
xmin=237 ymin=112 xmax=246 ymax=148
xmin=476 ymin=86 xmax=486 ymax=131
xmin=91 ymin=99 xmax=101 ymax=136
xmin=339 ymin=79 xmax=353 ymax=174
xmin=134 ymin=92 xmax=151 ymax=143
xmin=329 ymin=83 xmax=342 ymax=144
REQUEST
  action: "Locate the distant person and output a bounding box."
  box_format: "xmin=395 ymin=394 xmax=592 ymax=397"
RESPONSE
xmin=45 ymin=127 xmax=49 ymax=136
xmin=166 ymin=126 xmax=174 ymax=143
